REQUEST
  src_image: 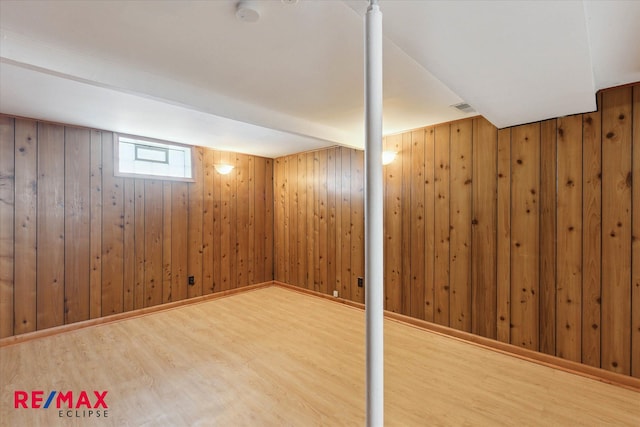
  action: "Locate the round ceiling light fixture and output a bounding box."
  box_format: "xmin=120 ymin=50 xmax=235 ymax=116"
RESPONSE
xmin=236 ymin=1 xmax=260 ymax=23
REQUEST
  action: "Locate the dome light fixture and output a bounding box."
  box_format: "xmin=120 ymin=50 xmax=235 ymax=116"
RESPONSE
xmin=235 ymin=1 xmax=260 ymax=23
xmin=382 ymin=151 xmax=397 ymax=165
xmin=214 ymin=164 xmax=235 ymax=175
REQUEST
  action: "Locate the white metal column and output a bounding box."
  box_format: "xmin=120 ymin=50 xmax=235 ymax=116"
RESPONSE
xmin=364 ymin=1 xmax=383 ymax=426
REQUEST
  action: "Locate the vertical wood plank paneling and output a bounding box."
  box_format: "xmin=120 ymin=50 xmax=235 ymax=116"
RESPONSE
xmin=582 ymin=103 xmax=602 ymax=368
xmin=89 ymin=130 xmax=102 ymax=319
xmin=511 ymin=123 xmax=540 ymax=350
xmin=351 ymin=149 xmax=365 ymax=304
xmin=471 ymin=117 xmax=497 ymax=338
xmin=385 ymin=135 xmax=403 ymax=312
xmin=64 ymin=127 xmax=91 ymax=324
xmin=327 ymin=149 xmax=337 ymax=294
xmin=123 ymin=178 xmax=135 ymax=312
xmin=220 ymin=152 xmax=233 ymax=291
xmin=172 ymin=182 xmax=189 ymax=300
xmin=601 ymin=86 xmax=632 ymax=374
xmin=202 ymin=149 xmax=215 ymax=294
xmin=253 ymin=156 xmax=264 ymax=283
xmin=312 ymin=152 xmax=320 ymax=291
xmin=0 ymin=116 xmax=15 ymax=338
xmin=162 ymin=181 xmax=173 ymax=301
xmin=188 ymin=147 xmax=204 ymax=296
xmin=334 ymin=150 xmax=343 ymax=296
xmin=434 ymin=124 xmax=451 ymax=325
xmin=37 ymin=123 xmax=65 ymax=330
xmin=318 ymin=150 xmax=328 ymax=294
xmin=298 ymin=154 xmax=308 ymax=288
xmin=306 ymin=153 xmax=314 ymax=289
xmin=101 ymin=132 xmax=124 ymax=316
xmin=247 ymin=155 xmax=256 ymax=285
xmin=236 ymin=153 xmax=250 ymax=288
xmin=13 ymin=119 xmax=37 ymax=334
xmin=340 ymin=148 xmax=352 ymax=299
xmin=411 ymin=130 xmax=426 ymax=320
xmin=229 ymin=153 xmax=239 ymax=289
xmin=144 ymin=180 xmax=163 ymax=307
xmin=133 ymin=179 xmax=145 ymax=310
xmin=539 ymin=119 xmax=557 ymax=356
xmin=449 ymin=121 xmax=472 ymax=332
xmin=496 ymin=128 xmax=512 ymax=343
xmin=212 ymin=151 xmax=223 ymax=291
xmin=632 ymin=86 xmax=640 ymax=378
xmin=556 ymin=115 xmax=583 ymax=362
xmin=401 ymin=133 xmax=412 ymax=314
xmin=274 ymin=157 xmax=285 ymax=282
xmin=424 ymin=127 xmax=436 ymax=322
xmin=264 ymin=158 xmax=274 ymax=281
xmin=289 ymin=155 xmax=298 ymax=286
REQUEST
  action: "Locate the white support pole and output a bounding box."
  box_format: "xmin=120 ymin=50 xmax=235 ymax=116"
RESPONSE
xmin=364 ymin=1 xmax=383 ymax=426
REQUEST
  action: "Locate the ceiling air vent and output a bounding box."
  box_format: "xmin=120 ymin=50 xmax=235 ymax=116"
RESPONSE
xmin=451 ymin=102 xmax=476 ymax=114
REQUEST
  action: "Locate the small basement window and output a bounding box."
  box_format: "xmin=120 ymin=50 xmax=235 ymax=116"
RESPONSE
xmin=115 ymin=134 xmax=194 ymax=181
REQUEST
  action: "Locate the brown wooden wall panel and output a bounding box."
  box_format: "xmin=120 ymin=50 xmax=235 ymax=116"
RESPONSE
xmin=471 ymin=118 xmax=497 ymax=339
xmin=36 ymin=123 xmax=65 ymax=330
xmin=449 ymin=121 xmax=472 ymax=332
xmin=327 ymin=149 xmax=337 ymax=295
xmin=101 ymin=131 xmax=124 ymax=316
xmin=64 ymin=127 xmax=91 ymax=324
xmin=202 ymin=150 xmax=215 ymax=294
xmin=556 ymin=115 xmax=583 ymax=362
xmin=601 ymin=86 xmax=633 ymax=375
xmin=401 ymin=133 xmax=412 ymax=314
xmin=0 ymin=116 xmax=15 ymax=338
xmin=340 ymin=149 xmax=352 ymax=299
xmin=2 ymin=115 xmax=273 ymax=338
xmin=385 ymin=135 xmax=403 ymax=312
xmin=89 ymin=130 xmax=103 ymax=319
xmin=510 ymin=123 xmax=540 ymax=350
xmin=424 ymin=128 xmax=436 ymax=322
xmin=351 ymin=149 xmax=365 ymax=304
xmin=539 ymin=119 xmax=557 ymax=356
xmin=582 ymin=103 xmax=602 ymax=368
xmin=633 ymin=86 xmax=640 ymax=378
xmin=496 ymin=128 xmax=512 ymax=344
xmin=13 ymin=119 xmax=37 ymax=335
xmin=317 ymin=151 xmax=328 ymax=295
xmin=410 ymin=130 xmax=426 ymax=320
xmin=433 ymin=124 xmax=451 ymax=326
xmin=188 ymin=148 xmax=204 ymax=297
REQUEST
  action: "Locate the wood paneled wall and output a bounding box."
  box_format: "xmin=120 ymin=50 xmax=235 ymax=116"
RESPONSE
xmin=274 ymin=83 xmax=640 ymax=377
xmin=0 ymin=116 xmax=273 ymax=337
xmin=274 ymin=148 xmax=365 ymax=302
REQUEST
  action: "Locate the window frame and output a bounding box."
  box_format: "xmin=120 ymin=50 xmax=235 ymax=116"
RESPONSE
xmin=114 ymin=133 xmax=196 ymax=182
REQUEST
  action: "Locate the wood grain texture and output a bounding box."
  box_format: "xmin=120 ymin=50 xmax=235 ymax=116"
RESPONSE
xmin=539 ymin=119 xmax=557 ymax=356
xmin=582 ymin=104 xmax=602 ymax=368
xmin=510 ymin=123 xmax=540 ymax=350
xmin=471 ymin=117 xmax=497 ymax=338
xmin=449 ymin=121 xmax=472 ymax=332
xmin=123 ymin=179 xmax=135 ymax=312
xmin=2 ymin=286 xmax=638 ymax=427
xmin=133 ymin=179 xmax=145 ymax=310
xmin=401 ymin=133 xmax=412 ymax=315
xmin=36 ymin=123 xmax=65 ymax=330
xmin=384 ymin=135 xmax=403 ymax=312
xmin=633 ymin=85 xmax=640 ymax=378
xmin=410 ymin=129 xmax=426 ymax=320
xmin=350 ymin=149 xmax=364 ymax=304
xmin=601 ymin=86 xmax=632 ymax=374
xmin=64 ymin=127 xmax=91 ymax=324
xmin=434 ymin=124 xmax=450 ymax=326
xmin=89 ymin=130 xmax=103 ymax=319
xmin=556 ymin=115 xmax=583 ymax=362
xmin=496 ymin=128 xmax=512 ymax=344
xmin=187 ymin=147 xmax=204 ymax=297
xmin=0 ymin=116 xmax=15 ymax=338
xmin=424 ymin=127 xmax=436 ymax=322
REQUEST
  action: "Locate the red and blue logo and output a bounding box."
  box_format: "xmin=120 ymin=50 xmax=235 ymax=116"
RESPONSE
xmin=14 ymin=390 xmax=109 ymax=418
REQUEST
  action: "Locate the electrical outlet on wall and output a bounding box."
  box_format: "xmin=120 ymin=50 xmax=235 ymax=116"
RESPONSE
xmin=333 ymin=290 xmax=339 ymax=298
xmin=357 ymin=277 xmax=364 ymax=287
xmin=188 ymin=276 xmax=195 ymax=285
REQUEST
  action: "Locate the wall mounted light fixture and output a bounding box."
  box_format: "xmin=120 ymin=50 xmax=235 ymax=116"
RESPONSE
xmin=214 ymin=164 xmax=235 ymax=175
xmin=382 ymin=151 xmax=397 ymax=165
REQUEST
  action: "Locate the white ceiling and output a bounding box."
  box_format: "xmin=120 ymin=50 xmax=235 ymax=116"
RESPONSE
xmin=1 ymin=0 xmax=638 ymax=158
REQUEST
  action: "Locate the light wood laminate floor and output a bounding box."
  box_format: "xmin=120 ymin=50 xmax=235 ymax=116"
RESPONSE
xmin=1 ymin=286 xmax=638 ymax=426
